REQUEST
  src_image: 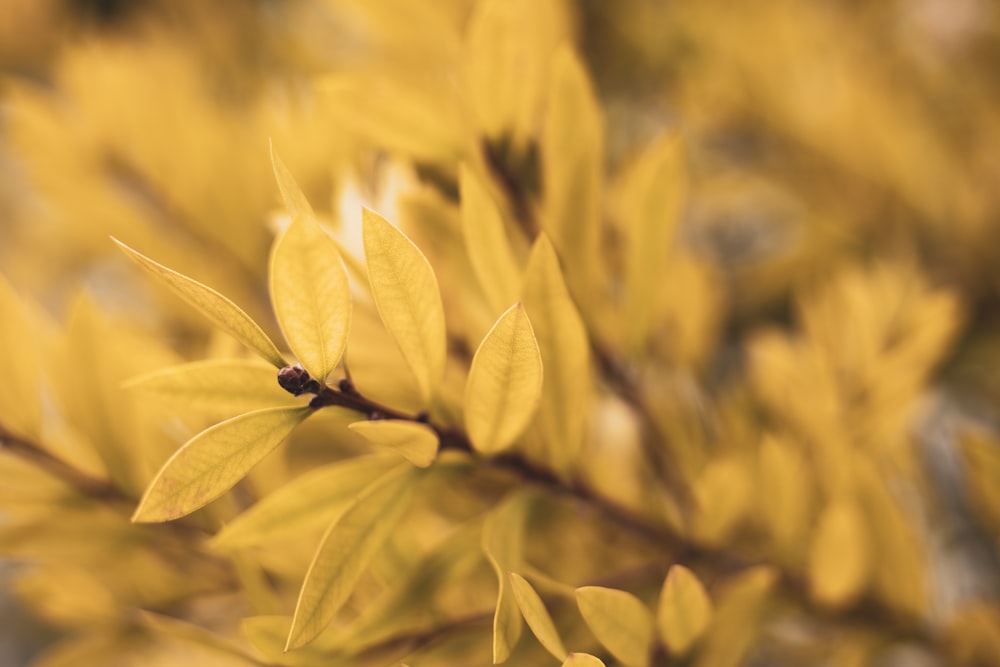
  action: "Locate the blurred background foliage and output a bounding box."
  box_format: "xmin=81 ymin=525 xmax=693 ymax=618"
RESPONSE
xmin=2 ymin=0 xmax=1000 ymax=665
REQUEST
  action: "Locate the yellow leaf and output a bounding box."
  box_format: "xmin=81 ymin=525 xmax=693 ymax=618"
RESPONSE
xmin=460 ymin=164 xmax=521 ymax=315
xmin=510 ymin=572 xmax=567 ymax=661
xmin=112 ymin=238 xmax=285 ymax=368
xmin=133 ymin=407 xmax=311 ymax=523
xmin=758 ymin=435 xmax=813 ymax=556
xmin=522 ymin=234 xmax=590 ymax=473
xmin=809 ymin=500 xmax=870 ymax=607
xmin=657 ymin=565 xmax=712 ymax=656
xmin=575 ymin=586 xmax=654 ymax=667
xmin=286 ymin=463 xmax=420 ymax=651
xmin=482 ymin=493 xmax=530 ymax=663
xmin=210 ymin=454 xmax=400 ymax=549
xmin=693 ymin=458 xmax=753 ymax=545
xmin=0 ymin=274 xmax=43 ymax=441
xmin=465 ymin=303 xmax=543 ymax=455
xmin=270 ymin=215 xmax=352 ymax=382
xmin=362 ymin=208 xmax=446 ymax=404
xmin=563 ymin=654 xmax=606 ymax=667
xmin=270 ymin=141 xmax=315 ymax=220
xmin=124 ymin=358 xmax=297 ymax=414
xmin=347 ymin=420 xmax=439 ymax=468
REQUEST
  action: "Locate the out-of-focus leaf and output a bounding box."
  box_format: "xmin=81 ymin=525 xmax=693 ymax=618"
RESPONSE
xmin=809 ymin=499 xmax=870 ymax=607
xmin=575 ymin=586 xmax=654 ymax=667
xmin=563 ymin=654 xmax=606 ymax=667
xmin=0 ymin=274 xmax=42 ymax=440
xmin=657 ymin=564 xmax=712 ymax=656
xmin=270 ymin=215 xmax=351 ymax=382
xmin=522 ymin=234 xmax=590 ymax=474
xmin=270 ymin=141 xmax=316 ymax=220
xmin=362 ymin=208 xmax=446 ymax=405
xmin=242 ymin=616 xmax=344 ymax=667
xmin=510 ymin=572 xmax=567 ymax=661
xmin=348 ymin=420 xmax=439 ymax=468
xmin=460 ymin=165 xmax=521 ymax=315
xmin=465 ymin=303 xmax=543 ymax=455
xmin=286 ymin=463 xmax=420 ymax=651
xmin=960 ymin=429 xmax=1000 ymax=541
xmin=112 ymin=238 xmax=285 ymax=368
xmin=210 ymin=454 xmax=400 ymax=549
xmin=123 ymin=358 xmax=297 ymax=414
xmin=693 ymin=457 xmax=752 ymax=545
xmin=758 ymin=435 xmax=813 ymax=558
xmin=482 ymin=493 xmax=530 ymax=663
xmin=693 ymin=567 xmax=775 ymax=667
xmin=132 ymin=406 xmax=310 ymax=523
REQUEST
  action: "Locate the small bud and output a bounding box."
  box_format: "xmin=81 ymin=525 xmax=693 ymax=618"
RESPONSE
xmin=277 ymin=365 xmax=320 ymax=396
xmin=338 ymin=378 xmax=359 ymax=396
xmin=415 ymin=410 xmax=430 ymax=423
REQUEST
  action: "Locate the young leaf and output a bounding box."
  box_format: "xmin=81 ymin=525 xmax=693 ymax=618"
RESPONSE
xmin=112 ymin=238 xmax=286 ymax=368
xmin=460 ymin=165 xmax=520 ymax=314
xmin=270 ymin=215 xmax=352 ymax=382
xmin=347 ymin=420 xmax=439 ymax=468
xmin=563 ymin=653 xmax=607 ymax=667
xmin=362 ymin=208 xmax=446 ymax=405
xmin=270 ymin=141 xmax=315 ymax=220
xmin=286 ymin=463 xmax=420 ymax=651
xmin=483 ymin=493 xmax=530 ymax=663
xmin=132 ymin=407 xmax=311 ymax=523
xmin=465 ymin=303 xmax=543 ymax=455
xmin=124 ymin=358 xmax=297 ymax=414
xmin=657 ymin=565 xmax=712 ymax=656
xmin=510 ymin=572 xmax=567 ymax=661
xmin=575 ymin=586 xmax=654 ymax=667
xmin=522 ymin=234 xmax=590 ymax=473
xmin=211 ymin=454 xmax=400 ymax=549
xmin=809 ymin=500 xmax=870 ymax=607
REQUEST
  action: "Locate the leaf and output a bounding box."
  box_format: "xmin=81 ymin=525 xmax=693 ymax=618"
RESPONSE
xmin=460 ymin=164 xmax=521 ymax=315
xmin=132 ymin=407 xmax=311 ymax=523
xmin=563 ymin=654 xmax=607 ymax=667
xmin=362 ymin=208 xmax=447 ymax=404
xmin=810 ymin=500 xmax=870 ymax=607
xmin=124 ymin=358 xmax=297 ymax=414
xmin=522 ymin=234 xmax=590 ymax=473
xmin=510 ymin=572 xmax=567 ymax=661
xmin=482 ymin=493 xmax=530 ymax=663
xmin=465 ymin=303 xmax=543 ymax=455
xmin=112 ymin=238 xmax=285 ymax=368
xmin=270 ymin=141 xmax=315 ymax=220
xmin=657 ymin=565 xmax=713 ymax=656
xmin=575 ymin=586 xmax=654 ymax=667
xmin=210 ymin=454 xmax=400 ymax=549
xmin=286 ymin=463 xmax=420 ymax=651
xmin=0 ymin=274 xmax=43 ymax=441
xmin=347 ymin=420 xmax=439 ymax=468
xmin=270 ymin=215 xmax=352 ymax=381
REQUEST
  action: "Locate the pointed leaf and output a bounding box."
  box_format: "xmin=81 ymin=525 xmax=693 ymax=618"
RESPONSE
xmin=657 ymin=565 xmax=712 ymax=656
xmin=809 ymin=500 xmax=870 ymax=607
xmin=563 ymin=654 xmax=607 ymax=667
xmin=286 ymin=463 xmax=419 ymax=650
xmin=460 ymin=165 xmax=520 ymax=314
xmin=362 ymin=208 xmax=446 ymax=404
xmin=133 ymin=407 xmax=311 ymax=523
xmin=576 ymin=586 xmax=654 ymax=667
xmin=465 ymin=303 xmax=543 ymax=454
xmin=483 ymin=493 xmax=530 ymax=663
xmin=124 ymin=358 xmax=296 ymax=414
xmin=0 ymin=274 xmax=43 ymax=440
xmin=211 ymin=454 xmax=400 ymax=549
xmin=112 ymin=238 xmax=285 ymax=368
xmin=270 ymin=141 xmax=315 ymax=220
xmin=348 ymin=420 xmax=439 ymax=468
xmin=270 ymin=216 xmax=352 ymax=381
xmin=522 ymin=234 xmax=590 ymax=473
xmin=510 ymin=572 xmax=567 ymax=661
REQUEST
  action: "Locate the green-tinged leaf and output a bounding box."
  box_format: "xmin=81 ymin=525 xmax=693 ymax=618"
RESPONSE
xmin=124 ymin=358 xmax=297 ymax=413
xmin=465 ymin=303 xmax=543 ymax=454
xmin=576 ymin=586 xmax=654 ymax=667
xmin=0 ymin=274 xmax=43 ymax=440
xmin=270 ymin=141 xmax=316 ymax=220
xmin=348 ymin=420 xmax=439 ymax=468
xmin=522 ymin=234 xmax=590 ymax=473
xmin=270 ymin=215 xmax=351 ymax=381
xmin=620 ymin=133 xmax=687 ymax=352
xmin=658 ymin=565 xmax=712 ymax=656
xmin=211 ymin=454 xmax=400 ymax=549
xmin=483 ymin=493 xmax=531 ymax=663
xmin=286 ymin=463 xmax=420 ymax=650
xmin=510 ymin=572 xmax=567 ymax=661
xmin=563 ymin=654 xmax=607 ymax=667
xmin=460 ymin=164 xmax=521 ymax=314
xmin=133 ymin=407 xmax=311 ymax=523
xmin=809 ymin=500 xmax=870 ymax=607
xmin=362 ymin=208 xmax=447 ymax=404
xmin=112 ymin=238 xmax=285 ymax=368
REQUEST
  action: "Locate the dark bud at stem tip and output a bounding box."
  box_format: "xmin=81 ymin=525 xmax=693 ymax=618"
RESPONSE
xmin=338 ymin=378 xmax=360 ymax=396
xmin=415 ymin=411 xmax=430 ymax=423
xmin=277 ymin=365 xmax=321 ymax=396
